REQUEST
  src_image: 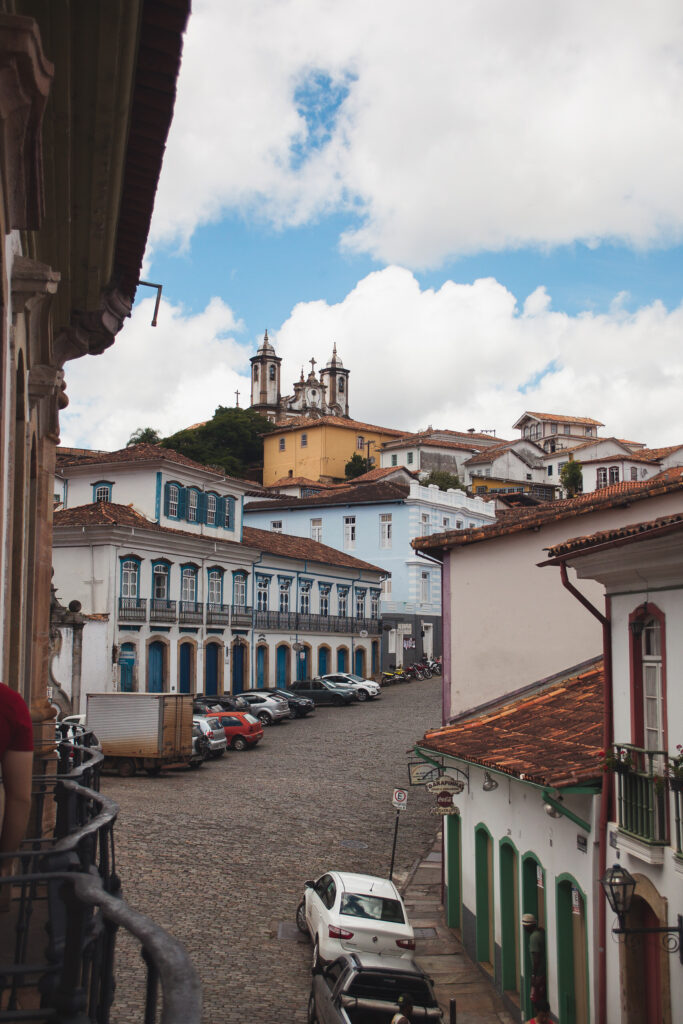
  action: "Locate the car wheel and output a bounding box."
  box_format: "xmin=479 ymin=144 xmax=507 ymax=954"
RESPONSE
xmin=232 ymin=735 xmax=248 ymax=751
xmin=296 ymin=899 xmax=308 ymax=934
xmin=356 ymin=689 xmax=368 ymax=702
xmin=118 ymin=758 xmax=137 ymax=778
xmin=307 ymin=992 xmax=318 ymax=1024
xmin=257 ymin=711 xmax=272 ymax=726
xmin=288 ymin=708 xmax=297 ymax=719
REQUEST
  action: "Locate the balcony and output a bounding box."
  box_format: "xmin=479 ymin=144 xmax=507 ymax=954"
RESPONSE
xmin=613 ymin=744 xmax=669 ymax=846
xmin=206 ymin=603 xmax=230 ymax=625
xmin=254 ymin=610 xmax=299 ymax=631
xmin=230 ymin=604 xmax=253 ymax=626
xmin=118 ymin=597 xmax=147 ymax=622
xmin=0 ymin=726 xmax=200 ymax=1022
xmin=179 ymin=600 xmax=203 ymax=625
xmin=150 ymin=598 xmax=177 ymax=623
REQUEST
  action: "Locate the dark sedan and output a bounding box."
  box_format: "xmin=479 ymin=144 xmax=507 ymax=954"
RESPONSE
xmin=289 ymin=678 xmax=356 ymax=706
xmin=258 ymin=688 xmax=315 ymax=718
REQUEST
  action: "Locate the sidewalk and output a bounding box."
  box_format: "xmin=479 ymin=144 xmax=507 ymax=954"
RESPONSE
xmin=399 ymin=833 xmax=516 ymax=1024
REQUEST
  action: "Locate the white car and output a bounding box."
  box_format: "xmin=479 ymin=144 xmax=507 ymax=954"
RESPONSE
xmin=322 ymin=673 xmax=381 ymax=702
xmin=192 ymin=715 xmax=228 ymax=758
xmin=297 ymin=871 xmax=415 ymax=967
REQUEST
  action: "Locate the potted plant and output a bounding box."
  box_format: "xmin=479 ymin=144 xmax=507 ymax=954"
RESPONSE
xmin=600 ymin=747 xmax=633 ymax=774
xmin=667 ymin=745 xmax=683 ymax=792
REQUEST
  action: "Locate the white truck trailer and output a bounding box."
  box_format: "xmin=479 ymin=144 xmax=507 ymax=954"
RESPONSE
xmin=86 ymin=693 xmax=195 ymax=776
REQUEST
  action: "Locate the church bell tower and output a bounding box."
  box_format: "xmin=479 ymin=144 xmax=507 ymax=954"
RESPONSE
xmin=320 ymin=344 xmax=350 ymax=417
xmin=249 ymin=330 xmax=282 ymax=420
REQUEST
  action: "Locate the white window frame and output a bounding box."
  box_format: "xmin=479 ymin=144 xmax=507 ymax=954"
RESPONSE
xmin=181 ymin=567 xmax=197 ymax=603
xmin=338 ymin=589 xmax=348 ymax=617
xmin=609 ymin=466 xmax=620 ymax=485
xmin=208 ymin=570 xmax=222 ymax=605
xmin=300 ymin=584 xmax=310 ymax=615
xmin=187 ymin=490 xmax=198 ymax=523
xmin=420 ymin=571 xmax=430 ymax=604
xmin=356 ymin=435 xmax=365 ymax=451
xmin=233 ymin=574 xmax=246 ymax=607
xmin=279 ymin=581 xmax=290 ymax=613
xmin=320 ymin=587 xmax=330 ymax=617
xmin=355 ymin=591 xmax=366 ymax=619
xmin=206 ymin=493 xmax=217 ymax=526
xmin=344 ymin=516 xmax=356 ymax=549
xmin=271 ymin=520 xmax=283 ymax=533
xmin=257 ymin=578 xmax=269 ymax=612
xmin=168 ymin=484 xmax=179 ymax=518
xmin=379 ymin=513 xmax=392 ymax=549
xmin=596 ymin=467 xmax=607 ymax=488
xmin=95 ymin=484 xmax=111 ymax=503
xmin=310 ymin=518 xmax=323 ymax=542
xmin=121 ymin=560 xmax=139 ymax=599
xmin=153 ymin=564 xmax=169 ymax=600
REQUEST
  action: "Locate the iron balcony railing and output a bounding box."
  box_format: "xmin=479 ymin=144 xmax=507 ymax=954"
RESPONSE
xmin=118 ymin=597 xmax=147 ymax=622
xmin=230 ymin=604 xmax=253 ymax=625
xmin=613 ymin=743 xmax=669 ymax=845
xmin=150 ymin=598 xmax=177 ymax=623
xmin=178 ymin=600 xmax=203 ymax=624
xmin=0 ymin=726 xmax=201 ymax=1023
xmin=254 ymin=611 xmax=381 ymax=635
xmin=206 ymin=603 xmax=230 ymax=625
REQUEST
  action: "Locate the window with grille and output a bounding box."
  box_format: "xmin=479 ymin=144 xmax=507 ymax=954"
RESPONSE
xmin=257 ymin=578 xmax=269 ymax=611
xmin=187 ymin=490 xmax=199 ymax=522
xmin=596 ymin=467 xmax=607 ymax=487
xmin=370 ymin=592 xmax=379 ymax=617
xmin=609 ymin=466 xmax=620 ymax=484
xmin=320 ymin=587 xmax=330 ymax=617
xmin=206 ymin=493 xmax=217 ymax=525
xmin=94 ymin=483 xmax=112 ymax=502
xmin=168 ymin=484 xmax=179 ymax=517
xmin=208 ymin=570 xmax=222 ymax=605
xmin=153 ymin=564 xmax=169 ymax=600
xmin=355 ymin=591 xmax=365 ymax=618
xmin=300 ymin=585 xmax=310 ymax=614
xmin=121 ymin=560 xmax=139 ymax=599
xmin=233 ymin=574 xmax=246 ymax=607
xmin=271 ymin=520 xmax=283 ymax=533
xmin=338 ymin=589 xmax=348 ymax=616
xmin=279 ymin=581 xmax=290 ymax=613
xmin=181 ymin=568 xmax=197 ymax=602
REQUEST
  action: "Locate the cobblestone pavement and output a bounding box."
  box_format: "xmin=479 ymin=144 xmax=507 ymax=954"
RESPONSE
xmin=106 ymin=679 xmax=442 ymax=1024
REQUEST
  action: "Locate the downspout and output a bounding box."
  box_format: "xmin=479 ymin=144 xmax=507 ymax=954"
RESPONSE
xmin=559 ymin=563 xmax=612 ymax=1024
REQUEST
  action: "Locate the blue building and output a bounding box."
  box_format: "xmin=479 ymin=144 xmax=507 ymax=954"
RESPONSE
xmin=244 ymin=476 xmax=495 ymax=668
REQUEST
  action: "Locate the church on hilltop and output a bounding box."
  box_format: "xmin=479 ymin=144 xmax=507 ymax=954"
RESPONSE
xmin=250 ymin=331 xmax=350 ymax=423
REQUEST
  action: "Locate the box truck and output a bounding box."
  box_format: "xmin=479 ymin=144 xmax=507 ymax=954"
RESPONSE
xmin=86 ymin=693 xmax=196 ymax=776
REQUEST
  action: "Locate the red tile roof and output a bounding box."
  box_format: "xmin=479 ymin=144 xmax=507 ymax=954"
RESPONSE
xmin=327 ymin=466 xmax=418 ymax=487
xmin=419 ymin=661 xmax=604 ymax=788
xmin=412 ymin=471 xmax=683 ymax=553
xmin=54 ymin=503 xmax=161 ymax=530
xmin=267 ymin=416 xmax=407 ymax=437
xmin=515 ymin=411 xmax=604 ymax=427
xmin=241 ymin=526 xmax=384 ymax=573
xmin=543 ymin=512 xmax=683 ymax=561
xmin=56 ymin=443 xmax=255 ymax=487
xmin=382 ymin=429 xmax=502 ymax=450
xmin=245 ymin=480 xmax=410 ymax=512
xmin=265 ymin=477 xmax=333 ymax=489
xmin=636 ymin=445 xmax=683 ymax=460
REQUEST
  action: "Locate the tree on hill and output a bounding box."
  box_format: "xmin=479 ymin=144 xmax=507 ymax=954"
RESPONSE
xmin=560 ymin=459 xmax=583 ymax=496
xmin=345 ymin=453 xmax=368 ymax=479
xmin=423 ymin=469 xmax=463 ymax=491
xmin=126 ymin=426 xmax=162 ymax=446
xmin=161 ymin=406 xmax=275 ymax=478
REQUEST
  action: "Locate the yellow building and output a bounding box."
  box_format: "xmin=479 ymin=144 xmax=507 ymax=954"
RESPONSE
xmin=263 ymin=416 xmax=407 ymax=485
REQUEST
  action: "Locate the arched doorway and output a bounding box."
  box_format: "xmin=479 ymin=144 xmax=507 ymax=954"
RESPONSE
xmin=179 ymin=641 xmax=194 ymax=694
xmin=354 ymin=647 xmax=366 ymax=677
xmin=622 ymin=886 xmax=669 ymax=1024
xmin=337 ymin=647 xmax=349 ymax=672
xmin=500 ymin=840 xmax=520 ymax=998
xmin=556 ymin=876 xmax=589 ymax=1024
xmin=205 ymin=642 xmax=221 ymax=696
xmin=147 ymin=640 xmax=165 ymax=693
xmin=474 ymin=825 xmax=494 ymax=969
xmin=318 ymin=645 xmax=330 ymax=676
xmin=256 ymin=644 xmax=268 ymax=688
xmin=522 ymin=854 xmax=546 ymax=1020
xmin=276 ymin=644 xmax=290 ymax=688
xmin=119 ymin=642 xmax=136 ymax=692
xmin=232 ymin=640 xmax=246 ymax=693
xmin=296 ymin=645 xmax=310 ymax=681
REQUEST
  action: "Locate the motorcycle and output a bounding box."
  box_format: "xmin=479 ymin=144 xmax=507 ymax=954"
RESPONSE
xmin=413 ymin=660 xmax=432 ymax=679
xmin=426 ymin=657 xmax=442 ymax=676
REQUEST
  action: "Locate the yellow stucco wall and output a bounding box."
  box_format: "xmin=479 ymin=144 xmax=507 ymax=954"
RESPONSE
xmin=263 ymin=422 xmax=402 ymax=484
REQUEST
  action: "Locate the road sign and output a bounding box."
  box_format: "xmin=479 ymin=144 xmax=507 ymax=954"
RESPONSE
xmin=392 ymin=788 xmax=408 ymax=810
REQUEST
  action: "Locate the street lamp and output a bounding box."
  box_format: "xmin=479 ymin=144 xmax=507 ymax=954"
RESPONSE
xmin=600 ymin=864 xmax=683 ymax=962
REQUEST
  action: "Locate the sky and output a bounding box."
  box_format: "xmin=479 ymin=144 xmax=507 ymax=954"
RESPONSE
xmin=61 ymin=0 xmax=683 ymax=451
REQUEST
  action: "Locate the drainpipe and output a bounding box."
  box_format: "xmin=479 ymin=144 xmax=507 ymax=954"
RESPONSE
xmin=559 ymin=563 xmax=611 ymax=1024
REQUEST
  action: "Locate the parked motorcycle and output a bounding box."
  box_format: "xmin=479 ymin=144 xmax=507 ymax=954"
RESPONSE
xmin=413 ymin=660 xmax=432 ymax=679
xmin=426 ymin=657 xmax=442 ymax=676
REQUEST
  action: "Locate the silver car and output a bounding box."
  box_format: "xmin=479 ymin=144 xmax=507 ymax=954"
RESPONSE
xmin=239 ymin=692 xmax=290 ymax=726
xmin=323 ymin=673 xmax=381 ymax=702
xmin=192 ymin=715 xmax=228 ymax=757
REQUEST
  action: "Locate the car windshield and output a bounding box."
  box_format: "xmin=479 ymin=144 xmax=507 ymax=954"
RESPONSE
xmin=244 ymin=714 xmax=260 ymax=725
xmin=206 ymin=718 xmax=221 ymax=730
xmin=347 ymin=974 xmax=435 ymax=1007
xmin=346 ymin=674 xmax=365 ymax=683
xmin=340 ymin=894 xmax=405 ymax=923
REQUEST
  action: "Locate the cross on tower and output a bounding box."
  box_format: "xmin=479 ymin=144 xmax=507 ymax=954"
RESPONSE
xmin=309 ymin=357 xmax=317 ymax=375
xmin=235 ymin=389 xmax=240 ymax=407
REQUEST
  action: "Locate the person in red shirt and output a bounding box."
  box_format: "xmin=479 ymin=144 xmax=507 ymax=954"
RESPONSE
xmin=1 ymin=682 xmax=34 ymax=898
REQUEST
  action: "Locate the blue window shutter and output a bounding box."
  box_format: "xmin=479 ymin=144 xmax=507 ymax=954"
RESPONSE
xmin=163 ymin=482 xmax=170 ymax=517
xmin=216 ymin=496 xmax=225 ymax=527
xmin=197 ymin=491 xmax=207 ymax=524
xmin=177 ymin=487 xmax=187 ymax=519
xmin=227 ymin=496 xmax=235 ymax=530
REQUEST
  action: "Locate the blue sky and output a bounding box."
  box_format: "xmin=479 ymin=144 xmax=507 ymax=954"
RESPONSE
xmin=61 ymin=0 xmax=683 ymax=450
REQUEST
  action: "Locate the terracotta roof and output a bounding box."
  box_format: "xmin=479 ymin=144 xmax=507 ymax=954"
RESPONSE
xmin=419 ymin=661 xmax=604 ymax=788
xmin=382 ymin=429 xmax=502 ymax=450
xmin=412 ymin=472 xmax=683 ymax=553
xmin=576 ymin=453 xmax=660 ymax=466
xmin=265 ymin=477 xmax=333 ymax=489
xmin=241 ymin=526 xmax=385 ymax=574
xmin=464 ymin=441 xmax=541 ymax=465
xmin=514 ymin=411 xmax=605 ymax=427
xmin=543 ymin=512 xmax=683 ymax=561
xmin=267 ymin=416 xmax=407 ymax=437
xmin=54 ymin=503 xmax=166 ymax=531
xmin=245 ymin=480 xmax=411 ymax=512
xmin=636 ymin=445 xmax=683 ymax=460
xmin=327 ymin=466 xmax=418 ymax=487
xmin=56 ymin=443 xmax=255 ymax=487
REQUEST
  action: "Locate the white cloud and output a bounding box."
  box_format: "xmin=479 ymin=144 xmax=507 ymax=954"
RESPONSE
xmin=149 ymin=0 xmax=683 ymax=266
xmin=61 ymin=271 xmax=682 ymax=451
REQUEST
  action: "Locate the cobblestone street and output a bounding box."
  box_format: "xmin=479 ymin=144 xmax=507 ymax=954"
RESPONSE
xmin=106 ymin=679 xmax=442 ymax=1023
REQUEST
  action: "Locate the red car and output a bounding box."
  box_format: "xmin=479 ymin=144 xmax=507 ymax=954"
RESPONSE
xmin=211 ymin=710 xmax=263 ymax=750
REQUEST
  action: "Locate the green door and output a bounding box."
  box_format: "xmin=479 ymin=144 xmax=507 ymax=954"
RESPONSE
xmin=446 ymin=812 xmax=461 ymax=929
xmin=499 ymin=842 xmax=519 ymax=994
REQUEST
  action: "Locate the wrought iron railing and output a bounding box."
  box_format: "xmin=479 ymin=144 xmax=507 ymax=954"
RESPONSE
xmin=118 ymin=598 xmax=147 ymax=622
xmin=613 ymin=744 xmax=669 ymax=845
xmin=150 ymin=599 xmax=177 ymax=623
xmin=230 ymin=604 xmax=253 ymax=626
xmin=178 ymin=601 xmax=203 ymax=624
xmin=0 ymin=727 xmax=201 ymax=1023
xmin=206 ymin=603 xmax=230 ymax=625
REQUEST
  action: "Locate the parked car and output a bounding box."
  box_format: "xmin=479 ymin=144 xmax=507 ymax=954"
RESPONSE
xmin=297 ymin=871 xmax=415 ymax=968
xmin=289 ymin=678 xmax=356 ymax=706
xmin=192 ymin=715 xmax=228 ymax=757
xmin=210 ymin=710 xmax=264 ymax=750
xmin=193 ymin=693 xmax=248 ymax=713
xmin=238 ymin=692 xmax=290 ymax=726
xmin=307 ymin=951 xmax=443 ymax=1024
xmin=258 ymin=688 xmax=315 ymax=718
xmin=322 ymin=673 xmax=381 ymax=702
xmin=190 ymin=722 xmax=209 ymax=767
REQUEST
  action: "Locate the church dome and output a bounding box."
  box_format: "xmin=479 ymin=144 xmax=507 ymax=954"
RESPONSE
xmin=257 ymin=329 xmax=275 ymax=355
xmin=326 ymin=342 xmax=343 ymax=368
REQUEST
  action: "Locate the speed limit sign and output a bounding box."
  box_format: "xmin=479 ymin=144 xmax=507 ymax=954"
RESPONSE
xmin=392 ymin=788 xmax=408 ymax=810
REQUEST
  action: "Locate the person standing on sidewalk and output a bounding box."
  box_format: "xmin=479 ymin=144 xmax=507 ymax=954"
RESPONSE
xmin=391 ymin=993 xmax=414 ymax=1023
xmin=1 ymin=682 xmax=34 ymax=905
xmin=522 ymin=912 xmax=547 ymax=1010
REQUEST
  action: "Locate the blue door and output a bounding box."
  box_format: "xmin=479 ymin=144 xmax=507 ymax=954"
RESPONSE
xmin=148 ymin=641 xmax=164 ymax=693
xmin=205 ymin=643 xmax=219 ymax=695
xmin=337 ymin=648 xmax=348 ymax=672
xmin=120 ymin=643 xmax=135 ymax=692
xmin=257 ymin=646 xmax=266 ymax=688
xmin=371 ymin=641 xmax=379 ymax=675
xmin=179 ymin=642 xmax=192 ymax=693
xmin=318 ymin=647 xmax=329 ymax=676
xmin=232 ymin=643 xmax=245 ymax=693
xmin=354 ymin=647 xmax=364 ymax=677
xmin=297 ymin=647 xmax=310 ymax=681
xmin=276 ymin=645 xmax=288 ymax=688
